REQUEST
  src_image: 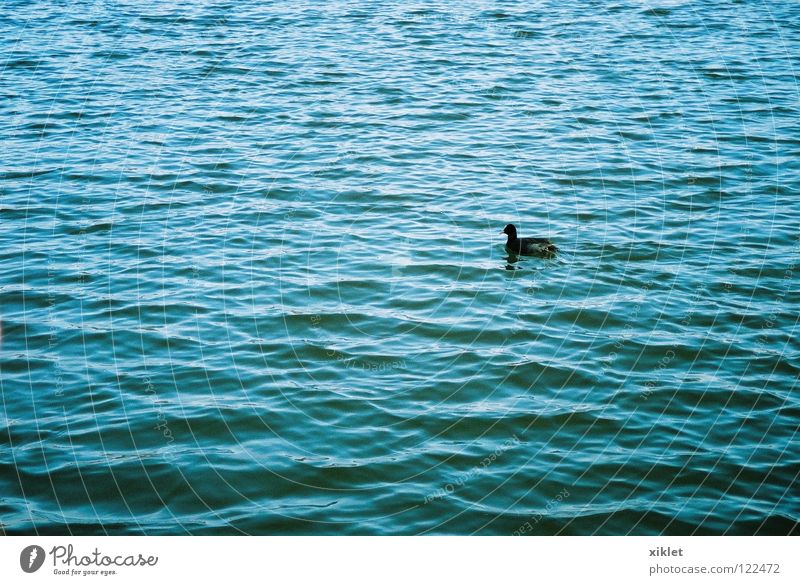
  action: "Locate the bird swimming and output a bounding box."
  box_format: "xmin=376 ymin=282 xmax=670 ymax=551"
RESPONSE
xmin=502 ymin=224 xmax=557 ymax=256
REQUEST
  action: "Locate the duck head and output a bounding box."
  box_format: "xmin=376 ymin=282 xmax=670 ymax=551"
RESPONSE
xmin=501 ymin=224 xmax=517 ymax=238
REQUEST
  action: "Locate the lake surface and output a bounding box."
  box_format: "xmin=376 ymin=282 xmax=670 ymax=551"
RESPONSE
xmin=1 ymin=0 xmax=798 ymax=535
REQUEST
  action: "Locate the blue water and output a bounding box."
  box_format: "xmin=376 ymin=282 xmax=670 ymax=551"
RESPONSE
xmin=1 ymin=0 xmax=799 ymax=535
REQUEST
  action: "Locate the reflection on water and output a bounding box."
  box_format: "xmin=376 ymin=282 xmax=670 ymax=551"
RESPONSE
xmin=505 ymin=254 xmax=522 ymax=271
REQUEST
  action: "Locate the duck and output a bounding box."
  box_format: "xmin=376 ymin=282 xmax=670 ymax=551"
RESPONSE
xmin=502 ymin=224 xmax=557 ymax=256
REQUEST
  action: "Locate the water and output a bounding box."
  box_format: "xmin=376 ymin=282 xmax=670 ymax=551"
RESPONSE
xmin=1 ymin=0 xmax=798 ymax=535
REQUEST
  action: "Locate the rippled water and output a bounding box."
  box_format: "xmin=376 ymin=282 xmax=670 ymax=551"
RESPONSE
xmin=1 ymin=0 xmax=799 ymax=535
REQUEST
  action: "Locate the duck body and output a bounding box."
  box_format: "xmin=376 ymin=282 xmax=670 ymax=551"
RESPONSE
xmin=502 ymin=224 xmax=557 ymax=256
